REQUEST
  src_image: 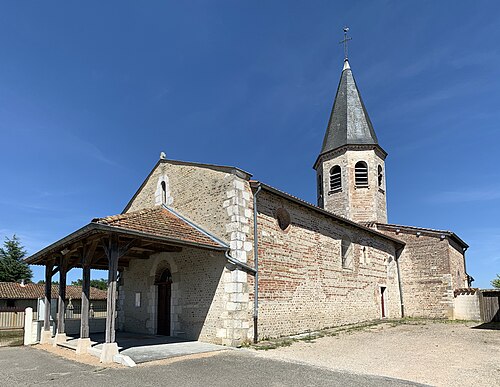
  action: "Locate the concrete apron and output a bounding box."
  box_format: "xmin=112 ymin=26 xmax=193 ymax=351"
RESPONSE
xmin=64 ymin=333 xmax=228 ymax=367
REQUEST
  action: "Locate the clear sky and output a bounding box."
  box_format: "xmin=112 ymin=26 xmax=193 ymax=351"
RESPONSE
xmin=0 ymin=1 xmax=499 ymax=288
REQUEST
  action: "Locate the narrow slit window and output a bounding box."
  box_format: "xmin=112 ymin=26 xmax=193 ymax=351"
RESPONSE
xmin=329 ymin=165 xmax=342 ymax=192
xmin=161 ymin=181 xmax=166 ymax=204
xmin=355 ymin=161 xmax=368 ymax=188
xmin=341 ymin=237 xmax=353 ymax=270
xmin=378 ymin=165 xmax=383 ymax=188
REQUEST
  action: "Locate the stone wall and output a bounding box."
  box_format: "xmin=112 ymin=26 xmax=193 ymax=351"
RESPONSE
xmin=453 ymin=289 xmax=481 ymax=321
xmin=375 ymin=226 xmax=466 ymax=319
xmin=119 ymin=247 xmax=230 ymax=344
xmin=124 ymin=160 xmax=254 ymax=345
xmin=318 ymin=148 xmax=387 ymax=224
xmin=448 ymin=239 xmax=468 ymax=289
xmin=254 ymin=189 xmax=401 ymax=339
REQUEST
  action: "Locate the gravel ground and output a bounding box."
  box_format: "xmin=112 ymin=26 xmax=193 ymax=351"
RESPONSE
xmin=253 ymin=320 xmax=500 ymax=387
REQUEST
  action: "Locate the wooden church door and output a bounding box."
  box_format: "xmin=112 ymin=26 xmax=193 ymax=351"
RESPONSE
xmin=157 ymin=269 xmax=172 ymax=336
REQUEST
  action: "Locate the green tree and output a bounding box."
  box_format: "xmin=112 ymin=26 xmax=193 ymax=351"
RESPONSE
xmin=0 ymin=235 xmax=33 ymax=282
xmin=491 ymin=274 xmax=500 ymax=289
xmin=71 ymin=278 xmax=108 ymax=290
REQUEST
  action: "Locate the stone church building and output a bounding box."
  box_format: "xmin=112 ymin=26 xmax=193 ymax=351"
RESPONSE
xmin=27 ymin=58 xmax=469 ymax=361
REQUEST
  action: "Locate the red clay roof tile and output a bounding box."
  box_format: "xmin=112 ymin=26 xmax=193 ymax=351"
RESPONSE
xmin=92 ymin=206 xmax=224 ymax=249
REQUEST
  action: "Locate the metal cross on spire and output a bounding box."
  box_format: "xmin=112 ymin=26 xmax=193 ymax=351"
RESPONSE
xmin=339 ymin=27 xmax=352 ymax=60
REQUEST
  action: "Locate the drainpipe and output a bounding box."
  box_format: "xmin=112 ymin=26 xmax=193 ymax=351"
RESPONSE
xmin=395 ymin=246 xmax=405 ymax=318
xmin=252 ymin=184 xmax=262 ymax=343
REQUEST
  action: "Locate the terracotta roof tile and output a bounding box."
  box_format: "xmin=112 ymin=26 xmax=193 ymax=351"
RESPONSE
xmin=92 ymin=206 xmax=225 ymax=249
xmin=0 ymin=282 xmax=107 ymax=300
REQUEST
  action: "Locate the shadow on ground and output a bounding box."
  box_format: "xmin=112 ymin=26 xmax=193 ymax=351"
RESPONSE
xmin=471 ymin=322 xmax=500 ymax=330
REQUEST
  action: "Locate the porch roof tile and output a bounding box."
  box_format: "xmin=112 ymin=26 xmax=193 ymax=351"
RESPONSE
xmin=92 ymin=206 xmax=226 ymax=249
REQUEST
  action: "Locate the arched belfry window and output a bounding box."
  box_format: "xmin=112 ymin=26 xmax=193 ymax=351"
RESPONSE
xmin=355 ymin=161 xmax=368 ymax=188
xmin=161 ymin=181 xmax=167 ymax=204
xmin=329 ymin=165 xmax=342 ymax=193
xmin=378 ymin=165 xmax=383 ymax=188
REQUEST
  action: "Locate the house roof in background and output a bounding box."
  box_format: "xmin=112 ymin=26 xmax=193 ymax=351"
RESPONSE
xmin=0 ymin=282 xmax=107 ymax=300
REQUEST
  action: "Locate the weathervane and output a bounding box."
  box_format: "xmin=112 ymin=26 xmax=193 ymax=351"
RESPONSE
xmin=339 ymin=27 xmax=352 ymax=60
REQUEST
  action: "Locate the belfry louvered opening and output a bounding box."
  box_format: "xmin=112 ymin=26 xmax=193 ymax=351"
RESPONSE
xmin=329 ymin=165 xmax=342 ymax=193
xmin=355 ymin=161 xmax=368 ymax=188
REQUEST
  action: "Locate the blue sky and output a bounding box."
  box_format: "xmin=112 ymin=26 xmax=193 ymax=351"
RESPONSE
xmin=0 ymin=1 xmax=499 ymax=288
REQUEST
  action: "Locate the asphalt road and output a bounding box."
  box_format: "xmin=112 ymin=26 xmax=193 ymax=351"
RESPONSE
xmin=0 ymin=347 xmax=426 ymax=387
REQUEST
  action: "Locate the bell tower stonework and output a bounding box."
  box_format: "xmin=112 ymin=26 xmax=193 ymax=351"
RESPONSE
xmin=314 ymin=59 xmax=388 ymax=224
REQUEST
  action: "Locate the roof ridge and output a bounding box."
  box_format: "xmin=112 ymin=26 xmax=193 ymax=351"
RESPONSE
xmin=378 ymin=222 xmax=452 ymax=234
xmin=162 ymin=205 xmax=228 ymax=248
xmin=94 ymin=206 xmax=162 ymax=224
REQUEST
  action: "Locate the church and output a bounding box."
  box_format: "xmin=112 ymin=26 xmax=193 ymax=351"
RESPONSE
xmin=26 ymin=54 xmax=469 ymax=362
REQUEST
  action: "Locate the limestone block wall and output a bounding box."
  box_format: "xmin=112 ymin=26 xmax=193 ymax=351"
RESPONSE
xmin=254 ymin=190 xmax=401 ymax=340
xmin=123 ymin=161 xmax=254 ymax=345
xmin=119 ymin=248 xmax=229 ymax=344
xmin=449 ymin=239 xmax=468 ymax=289
xmin=376 ymin=226 xmax=466 ymax=319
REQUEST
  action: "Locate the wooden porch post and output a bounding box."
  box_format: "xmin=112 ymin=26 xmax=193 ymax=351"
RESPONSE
xmin=100 ymin=235 xmax=134 ymax=363
xmin=40 ymin=260 xmax=54 ymax=344
xmin=105 ymin=242 xmax=119 ymax=344
xmin=54 ymin=257 xmax=68 ymax=345
xmin=76 ymin=240 xmax=97 ymax=355
xmin=81 ymin=265 xmax=91 ymax=338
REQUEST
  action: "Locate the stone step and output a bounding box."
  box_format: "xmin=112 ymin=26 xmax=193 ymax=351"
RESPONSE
xmin=57 ymin=341 xmax=77 ymax=350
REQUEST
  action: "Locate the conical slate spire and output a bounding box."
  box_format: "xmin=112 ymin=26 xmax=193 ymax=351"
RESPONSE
xmin=319 ymin=59 xmax=378 ymax=155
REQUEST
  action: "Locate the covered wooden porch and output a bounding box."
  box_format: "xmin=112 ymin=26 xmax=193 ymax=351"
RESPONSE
xmin=25 ymin=206 xmax=234 ymax=363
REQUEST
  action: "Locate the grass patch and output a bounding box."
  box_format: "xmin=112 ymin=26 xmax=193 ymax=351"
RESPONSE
xmin=250 ymin=318 xmax=482 ymax=351
xmin=0 ymin=329 xmax=23 ymax=347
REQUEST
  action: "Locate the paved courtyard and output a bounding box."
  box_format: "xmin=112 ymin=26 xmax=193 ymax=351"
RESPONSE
xmin=0 ymin=346 xmax=421 ymax=387
xmin=254 ymin=320 xmax=500 ymax=387
xmin=1 ymin=320 xmax=497 ymax=386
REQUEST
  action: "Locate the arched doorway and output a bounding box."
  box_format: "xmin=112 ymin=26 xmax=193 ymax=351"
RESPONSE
xmin=156 ymin=269 xmax=172 ymax=335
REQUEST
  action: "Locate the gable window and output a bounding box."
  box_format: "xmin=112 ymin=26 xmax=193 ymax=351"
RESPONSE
xmin=329 ymin=165 xmax=342 ymax=193
xmin=378 ymin=165 xmax=383 ymax=188
xmin=341 ymin=237 xmax=353 ymax=270
xmin=355 ymin=161 xmax=368 ymax=188
xmin=161 ymin=181 xmax=167 ymax=204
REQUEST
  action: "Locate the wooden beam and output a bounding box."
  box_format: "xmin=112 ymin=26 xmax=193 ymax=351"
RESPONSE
xmin=80 ymin=265 xmax=91 ymax=339
xmin=43 ymin=260 xmax=54 ymax=332
xmin=57 ymin=257 xmax=68 ymax=335
xmin=79 ymin=239 xmax=97 ymax=340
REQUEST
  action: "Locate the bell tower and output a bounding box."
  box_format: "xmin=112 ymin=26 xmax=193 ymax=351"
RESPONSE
xmin=313 ymin=30 xmax=388 ymax=224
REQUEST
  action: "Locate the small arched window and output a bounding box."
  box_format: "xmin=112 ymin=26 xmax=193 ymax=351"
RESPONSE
xmin=161 ymin=181 xmax=167 ymax=204
xmin=341 ymin=237 xmax=353 ymax=270
xmin=329 ymin=165 xmax=342 ymax=193
xmin=355 ymin=161 xmax=368 ymax=188
xmin=378 ymin=165 xmax=383 ymax=188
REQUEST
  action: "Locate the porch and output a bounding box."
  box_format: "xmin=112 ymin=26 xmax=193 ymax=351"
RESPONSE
xmin=25 ymin=206 xmax=252 ymax=364
xmin=60 ymin=331 xmax=227 ymax=365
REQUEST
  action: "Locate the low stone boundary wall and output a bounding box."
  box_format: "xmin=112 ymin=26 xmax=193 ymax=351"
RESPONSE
xmin=453 ymin=288 xmax=481 ymax=321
